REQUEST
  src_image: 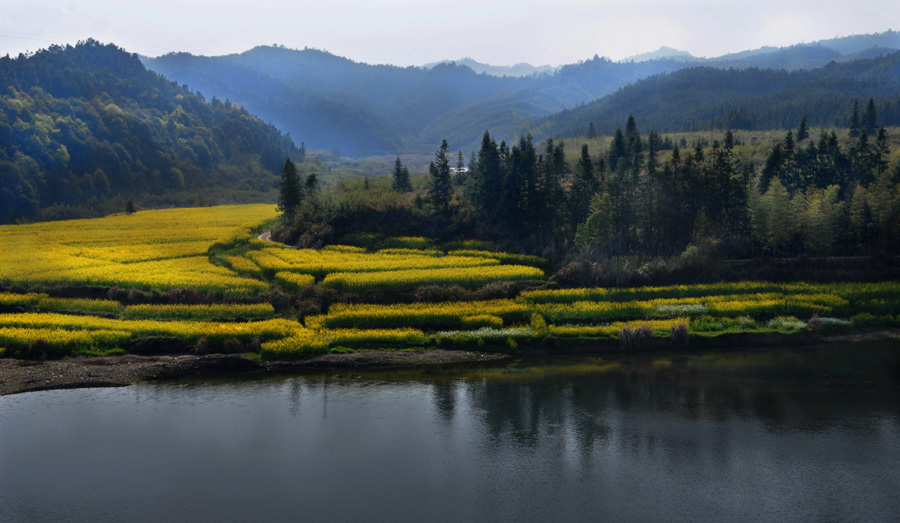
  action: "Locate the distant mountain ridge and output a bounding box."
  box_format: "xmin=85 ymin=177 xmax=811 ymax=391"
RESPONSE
xmin=528 ymin=51 xmax=900 ymax=139
xmin=137 ymin=30 xmax=899 ymax=156
xmin=622 ymin=46 xmax=697 ymax=63
xmin=422 ymin=58 xmax=558 ymax=77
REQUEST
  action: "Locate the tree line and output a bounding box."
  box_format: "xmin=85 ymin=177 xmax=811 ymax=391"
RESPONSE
xmin=280 ymin=102 xmax=899 ymax=274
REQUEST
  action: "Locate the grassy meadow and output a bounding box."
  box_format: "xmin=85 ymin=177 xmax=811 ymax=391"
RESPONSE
xmin=0 ymin=204 xmax=897 ymax=360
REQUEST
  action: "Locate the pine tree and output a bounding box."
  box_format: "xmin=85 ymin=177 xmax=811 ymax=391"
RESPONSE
xmin=607 ymin=127 xmax=626 ymax=172
xmin=429 ymin=139 xmax=453 ymax=215
xmin=797 ymin=113 xmax=809 ymax=141
xmin=587 ymin=122 xmax=597 ymax=139
xmin=875 ymin=126 xmax=889 ymax=174
xmin=647 ymin=130 xmax=661 ymax=175
xmin=305 ymin=172 xmax=318 ymax=195
xmin=850 ymin=99 xmax=861 ymax=137
xmin=278 ymin=158 xmax=303 ymax=222
xmin=862 ymin=98 xmax=877 ymax=134
xmin=624 ymin=115 xmax=643 ymax=168
xmin=455 ymin=150 xmax=466 ymax=184
xmin=570 ymin=144 xmax=597 ymax=226
xmin=392 ymin=156 xmax=412 ymax=192
xmin=468 ymin=131 xmax=502 ymax=219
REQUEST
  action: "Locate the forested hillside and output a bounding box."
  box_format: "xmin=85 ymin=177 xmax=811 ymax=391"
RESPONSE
xmin=0 ymin=40 xmax=299 ymax=223
xmin=531 ymin=52 xmax=900 ymax=139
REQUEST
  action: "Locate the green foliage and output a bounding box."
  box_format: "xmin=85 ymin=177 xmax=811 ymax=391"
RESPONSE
xmin=278 ymin=158 xmax=303 ymax=222
xmin=0 ymin=40 xmax=298 ymax=223
xmin=530 ymin=53 xmax=900 ymax=139
xmin=428 ymin=140 xmax=453 ymax=215
xmin=392 ymin=157 xmax=412 ymax=192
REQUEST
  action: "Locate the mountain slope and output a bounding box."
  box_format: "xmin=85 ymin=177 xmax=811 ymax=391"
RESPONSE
xmin=529 ymin=52 xmax=900 ymax=138
xmin=0 ymin=40 xmax=298 ymax=223
xmin=140 ymin=31 xmax=900 ymax=156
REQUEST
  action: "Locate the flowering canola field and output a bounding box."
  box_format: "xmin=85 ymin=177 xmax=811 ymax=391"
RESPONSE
xmin=0 ymin=205 xmax=276 ymax=293
xmin=1 ymin=207 xmax=898 ymax=360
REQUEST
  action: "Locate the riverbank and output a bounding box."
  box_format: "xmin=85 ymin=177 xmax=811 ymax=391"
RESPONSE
xmin=3 ymin=329 xmax=899 ymax=396
xmin=0 ymin=349 xmax=508 ymax=396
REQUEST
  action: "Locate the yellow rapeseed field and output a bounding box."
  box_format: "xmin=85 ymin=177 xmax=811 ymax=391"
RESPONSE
xmin=247 ymin=247 xmax=500 ymax=279
xmin=0 ymin=204 xmax=276 ymax=293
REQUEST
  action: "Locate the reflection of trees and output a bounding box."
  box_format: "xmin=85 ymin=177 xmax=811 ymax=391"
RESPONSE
xmin=432 ymin=380 xmax=456 ymax=424
xmin=465 ymin=379 xmax=575 ymax=447
xmin=450 ymin=350 xmax=900 ymax=453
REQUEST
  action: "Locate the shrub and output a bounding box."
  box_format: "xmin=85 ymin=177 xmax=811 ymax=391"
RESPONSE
xmin=619 ymin=325 xmax=653 ymax=351
xmin=807 ymin=314 xmax=823 ymax=332
xmin=669 ymin=323 xmax=689 ymax=348
xmin=766 ymin=316 xmax=807 ymax=332
xmin=530 ymin=313 xmax=548 ymax=337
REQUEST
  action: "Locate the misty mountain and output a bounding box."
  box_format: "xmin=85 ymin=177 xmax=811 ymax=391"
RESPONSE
xmin=622 ymin=46 xmax=697 ymax=63
xmin=529 ymin=51 xmax=900 ymax=139
xmin=139 ymin=31 xmax=900 ymax=156
xmin=423 ymin=58 xmax=557 ymax=77
xmin=709 ymin=44 xmax=843 ymax=71
xmin=811 ymin=30 xmax=900 ymax=55
xmin=142 ymin=49 xmax=692 ymax=154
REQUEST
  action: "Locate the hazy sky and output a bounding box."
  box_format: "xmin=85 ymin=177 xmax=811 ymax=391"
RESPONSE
xmin=1 ymin=0 xmax=897 ymax=65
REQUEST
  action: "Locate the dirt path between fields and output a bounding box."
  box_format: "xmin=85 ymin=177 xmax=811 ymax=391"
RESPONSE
xmin=257 ymin=230 xmax=273 ymax=241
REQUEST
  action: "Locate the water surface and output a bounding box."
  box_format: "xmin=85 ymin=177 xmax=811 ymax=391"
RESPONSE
xmin=2 ymin=343 xmax=899 ymax=522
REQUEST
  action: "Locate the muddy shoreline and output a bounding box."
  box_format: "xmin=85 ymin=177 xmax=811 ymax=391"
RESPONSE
xmin=2 ymin=330 xmax=898 ymax=396
xmin=0 ymin=350 xmax=509 ymax=396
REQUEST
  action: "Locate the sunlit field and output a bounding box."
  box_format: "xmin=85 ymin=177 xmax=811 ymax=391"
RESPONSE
xmin=0 ymin=205 xmax=277 ymax=293
xmin=1 ymin=205 xmax=898 ymax=360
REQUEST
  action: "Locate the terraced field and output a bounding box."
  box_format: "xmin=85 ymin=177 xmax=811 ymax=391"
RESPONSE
xmin=1 ymin=205 xmax=898 ymax=360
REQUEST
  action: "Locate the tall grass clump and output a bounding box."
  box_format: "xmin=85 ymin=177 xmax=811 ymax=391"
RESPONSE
xmin=619 ymin=325 xmax=653 ymax=351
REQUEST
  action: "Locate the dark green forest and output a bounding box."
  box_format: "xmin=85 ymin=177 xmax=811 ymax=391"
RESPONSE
xmin=0 ymin=40 xmax=299 ymax=223
xmin=278 ymin=108 xmax=900 ymax=284
xmin=531 ymin=52 xmax=900 ymax=139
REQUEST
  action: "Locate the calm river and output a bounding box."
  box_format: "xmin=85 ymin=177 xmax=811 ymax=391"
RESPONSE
xmin=2 ymin=343 xmax=899 ymax=522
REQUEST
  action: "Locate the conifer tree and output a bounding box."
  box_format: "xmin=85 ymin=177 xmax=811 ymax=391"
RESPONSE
xmin=862 ymin=98 xmax=877 ymax=134
xmin=305 ymin=172 xmax=318 ymax=195
xmin=607 ymin=127 xmax=626 ymax=172
xmin=429 ymin=139 xmax=453 ymax=215
xmin=850 ymin=99 xmax=861 ymax=137
xmin=392 ymin=156 xmax=412 ymax=192
xmin=570 ymin=144 xmax=597 ymax=226
xmin=797 ymin=113 xmax=809 ymax=142
xmin=468 ymin=131 xmax=502 ymax=219
xmin=278 ymin=158 xmax=303 ymax=222
xmin=455 ymin=150 xmax=466 ymax=184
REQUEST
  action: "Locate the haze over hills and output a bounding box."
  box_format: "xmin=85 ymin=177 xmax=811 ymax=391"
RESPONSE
xmin=422 ymin=58 xmax=558 ymax=77
xmin=622 ymin=47 xmax=697 ymax=63
xmin=527 ymin=51 xmax=900 ymax=139
xmin=141 ymin=30 xmax=900 ymax=156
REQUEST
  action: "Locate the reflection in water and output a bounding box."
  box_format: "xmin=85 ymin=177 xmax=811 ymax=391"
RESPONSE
xmin=1 ymin=343 xmax=899 ymax=523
